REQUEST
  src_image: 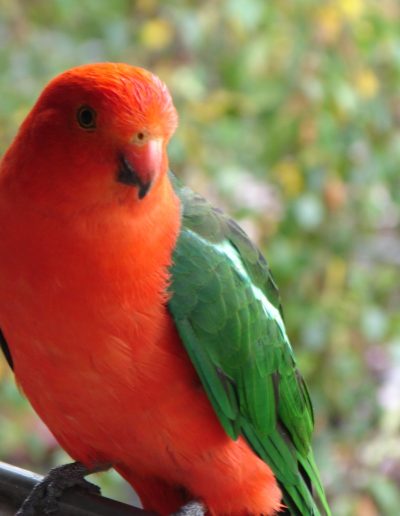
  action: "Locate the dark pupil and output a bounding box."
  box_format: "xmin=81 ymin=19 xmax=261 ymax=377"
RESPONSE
xmin=78 ymin=108 xmax=94 ymax=128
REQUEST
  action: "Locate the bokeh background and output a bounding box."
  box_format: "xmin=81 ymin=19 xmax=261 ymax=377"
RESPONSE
xmin=0 ymin=1 xmax=399 ymax=514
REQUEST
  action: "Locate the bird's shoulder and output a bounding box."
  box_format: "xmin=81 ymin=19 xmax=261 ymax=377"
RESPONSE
xmin=166 ymin=173 xmax=329 ymax=514
xmin=169 ymin=172 xmax=281 ymax=311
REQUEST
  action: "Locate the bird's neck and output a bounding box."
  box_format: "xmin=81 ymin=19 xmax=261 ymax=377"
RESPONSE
xmin=67 ymin=172 xmax=182 ymax=292
xmin=0 ymin=168 xmax=182 ymax=318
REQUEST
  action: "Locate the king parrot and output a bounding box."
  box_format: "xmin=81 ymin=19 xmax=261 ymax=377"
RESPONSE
xmin=0 ymin=63 xmax=330 ymax=515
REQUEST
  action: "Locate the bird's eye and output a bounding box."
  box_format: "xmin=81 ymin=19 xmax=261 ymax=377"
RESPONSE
xmin=77 ymin=106 xmax=97 ymax=130
xmin=132 ymin=131 xmax=148 ymax=145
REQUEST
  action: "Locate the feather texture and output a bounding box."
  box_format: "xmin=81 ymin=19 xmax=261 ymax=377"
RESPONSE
xmin=168 ymin=174 xmax=330 ymax=515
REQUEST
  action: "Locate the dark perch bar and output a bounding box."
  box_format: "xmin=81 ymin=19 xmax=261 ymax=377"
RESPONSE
xmin=0 ymin=461 xmax=156 ymax=516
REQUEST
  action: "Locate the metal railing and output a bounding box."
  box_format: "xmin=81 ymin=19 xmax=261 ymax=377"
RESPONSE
xmin=0 ymin=461 xmax=156 ymax=516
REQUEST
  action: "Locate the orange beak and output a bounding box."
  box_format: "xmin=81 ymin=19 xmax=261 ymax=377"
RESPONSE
xmin=118 ymin=139 xmax=163 ymax=199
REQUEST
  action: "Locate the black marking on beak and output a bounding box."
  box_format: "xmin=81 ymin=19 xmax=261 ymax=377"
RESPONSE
xmin=117 ymin=155 xmax=152 ymax=199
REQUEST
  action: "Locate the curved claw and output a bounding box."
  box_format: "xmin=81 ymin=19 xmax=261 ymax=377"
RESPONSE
xmin=16 ymin=462 xmax=101 ymax=516
xmin=171 ymin=500 xmax=206 ymax=516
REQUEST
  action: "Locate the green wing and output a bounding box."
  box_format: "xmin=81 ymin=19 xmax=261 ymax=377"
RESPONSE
xmin=167 ymin=174 xmax=330 ymax=515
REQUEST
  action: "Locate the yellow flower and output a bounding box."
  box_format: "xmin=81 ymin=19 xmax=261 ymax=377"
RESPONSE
xmin=338 ymin=0 xmax=364 ymax=21
xmin=275 ymin=160 xmax=304 ymax=198
xmin=140 ymin=19 xmax=174 ymax=50
xmin=316 ymin=5 xmax=342 ymax=43
xmin=355 ymin=69 xmax=379 ymax=99
xmin=316 ymin=0 xmax=365 ymax=43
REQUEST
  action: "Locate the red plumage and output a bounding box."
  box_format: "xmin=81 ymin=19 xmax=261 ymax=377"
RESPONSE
xmin=0 ymin=64 xmax=282 ymax=515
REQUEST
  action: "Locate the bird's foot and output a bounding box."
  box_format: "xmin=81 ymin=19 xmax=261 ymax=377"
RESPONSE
xmin=172 ymin=500 xmax=206 ymax=516
xmin=16 ymin=461 xmax=101 ymax=516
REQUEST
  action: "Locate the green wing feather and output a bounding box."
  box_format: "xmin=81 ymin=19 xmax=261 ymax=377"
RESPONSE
xmin=168 ymin=174 xmax=330 ymax=515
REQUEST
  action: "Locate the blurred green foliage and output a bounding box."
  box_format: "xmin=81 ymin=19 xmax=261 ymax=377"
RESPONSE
xmin=0 ymin=0 xmax=399 ymax=514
